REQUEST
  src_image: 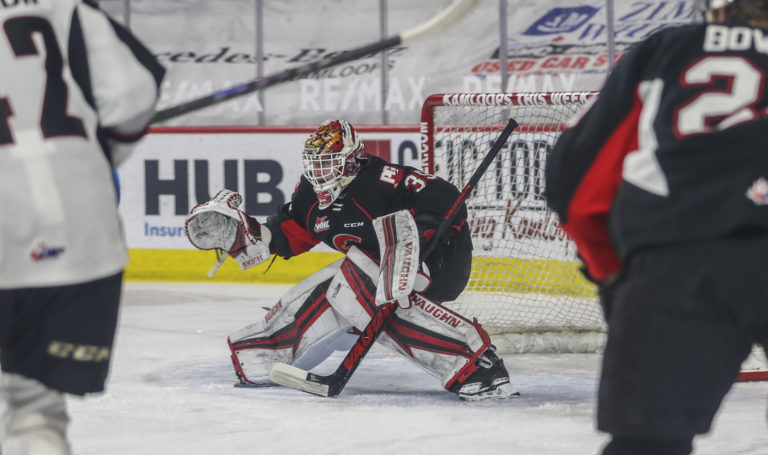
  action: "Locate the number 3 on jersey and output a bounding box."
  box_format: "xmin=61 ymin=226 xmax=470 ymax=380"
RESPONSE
xmin=0 ymin=17 xmax=86 ymax=146
xmin=379 ymin=165 xmax=432 ymax=193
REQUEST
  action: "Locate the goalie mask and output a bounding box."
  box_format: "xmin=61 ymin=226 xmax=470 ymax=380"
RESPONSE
xmin=302 ymin=120 xmax=366 ymax=209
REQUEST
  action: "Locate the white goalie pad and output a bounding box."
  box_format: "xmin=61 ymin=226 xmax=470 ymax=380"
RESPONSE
xmin=227 ymin=258 xmax=355 ymax=385
xmin=346 ymin=246 xmax=431 ymax=300
xmin=330 ymin=250 xmax=492 ymax=389
xmin=227 ymin=247 xmax=487 ymax=390
xmin=373 ymin=210 xmax=420 ymax=308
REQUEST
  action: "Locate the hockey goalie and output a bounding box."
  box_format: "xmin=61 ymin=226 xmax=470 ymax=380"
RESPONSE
xmin=185 ymin=120 xmax=517 ymax=400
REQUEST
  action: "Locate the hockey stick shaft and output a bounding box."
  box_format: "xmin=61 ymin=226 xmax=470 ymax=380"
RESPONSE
xmin=270 ymin=118 xmax=519 ymax=397
xmin=422 ymin=119 xmax=518 ymax=259
xmin=152 ymin=0 xmax=479 ymax=124
xmin=206 ymin=250 xmax=228 ymax=278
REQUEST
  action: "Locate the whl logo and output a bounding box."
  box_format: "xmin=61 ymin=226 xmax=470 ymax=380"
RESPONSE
xmin=314 ymin=216 xmax=330 ymax=232
xmin=30 ymin=242 xmax=65 ymax=261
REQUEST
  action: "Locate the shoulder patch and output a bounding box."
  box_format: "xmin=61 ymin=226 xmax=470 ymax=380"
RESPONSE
xmin=379 ymin=165 xmax=403 ymax=187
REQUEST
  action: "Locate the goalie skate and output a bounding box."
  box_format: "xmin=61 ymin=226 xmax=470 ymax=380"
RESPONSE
xmin=450 ymin=347 xmax=519 ymax=401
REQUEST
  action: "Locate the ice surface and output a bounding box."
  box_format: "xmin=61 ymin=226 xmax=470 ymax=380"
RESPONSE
xmin=66 ymin=282 xmax=768 ymax=454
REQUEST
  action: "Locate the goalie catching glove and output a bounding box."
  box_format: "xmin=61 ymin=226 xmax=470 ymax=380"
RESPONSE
xmin=185 ymin=190 xmax=272 ymax=274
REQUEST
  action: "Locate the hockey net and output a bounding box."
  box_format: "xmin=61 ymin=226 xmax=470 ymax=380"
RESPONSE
xmin=420 ymin=92 xmax=602 ymax=353
xmin=419 ymin=92 xmax=768 ymax=380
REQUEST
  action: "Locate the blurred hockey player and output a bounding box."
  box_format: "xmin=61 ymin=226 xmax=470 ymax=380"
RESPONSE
xmin=546 ymin=0 xmax=768 ymax=453
xmin=186 ymin=120 xmax=517 ymax=400
xmin=0 ymin=1 xmax=164 ymax=454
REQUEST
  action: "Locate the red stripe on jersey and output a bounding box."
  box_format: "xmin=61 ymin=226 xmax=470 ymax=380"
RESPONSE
xmin=304 ymin=200 xmax=319 ymax=230
xmin=562 ymin=91 xmax=642 ymax=282
xmin=350 ymin=197 xmax=374 ymax=221
xmin=279 ymin=219 xmax=320 ymax=255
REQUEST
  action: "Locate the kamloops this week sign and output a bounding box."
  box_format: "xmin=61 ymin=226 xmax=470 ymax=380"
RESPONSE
xmin=108 ymin=0 xmax=697 ymax=125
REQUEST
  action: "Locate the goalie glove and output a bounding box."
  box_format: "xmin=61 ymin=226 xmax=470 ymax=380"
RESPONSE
xmin=185 ymin=190 xmax=272 ymax=275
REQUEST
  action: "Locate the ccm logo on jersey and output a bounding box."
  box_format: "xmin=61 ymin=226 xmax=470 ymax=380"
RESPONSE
xmin=314 ymin=216 xmax=330 ymax=232
xmin=344 ymin=222 xmax=364 ymax=228
xmin=48 ymin=341 xmax=110 ymax=362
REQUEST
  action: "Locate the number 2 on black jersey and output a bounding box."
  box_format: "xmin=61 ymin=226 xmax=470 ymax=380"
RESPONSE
xmin=0 ymin=16 xmax=86 ymax=146
xmin=675 ymin=55 xmax=766 ymax=138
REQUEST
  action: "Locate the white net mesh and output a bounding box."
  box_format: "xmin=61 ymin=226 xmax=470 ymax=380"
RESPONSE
xmin=421 ymin=92 xmax=605 ymax=352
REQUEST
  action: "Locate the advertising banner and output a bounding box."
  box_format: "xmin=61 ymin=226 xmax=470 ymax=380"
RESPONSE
xmin=102 ymin=0 xmax=698 ymax=126
xmin=119 ymin=127 xmax=422 ymax=249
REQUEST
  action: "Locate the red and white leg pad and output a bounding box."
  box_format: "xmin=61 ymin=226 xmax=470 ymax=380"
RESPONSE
xmin=331 ymin=247 xmax=493 ymax=391
xmin=228 ymin=247 xmax=493 ymax=391
xmin=228 ymin=258 xmax=355 ymax=385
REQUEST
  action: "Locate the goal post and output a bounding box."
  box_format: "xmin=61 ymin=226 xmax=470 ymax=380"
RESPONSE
xmin=420 ymin=92 xmax=604 ymax=353
xmin=419 ymin=92 xmax=768 ymax=382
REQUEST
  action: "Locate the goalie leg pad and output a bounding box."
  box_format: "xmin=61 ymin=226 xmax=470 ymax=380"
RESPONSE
xmin=383 ymin=295 xmax=496 ymax=390
xmin=228 ymin=259 xmax=352 ymax=385
xmin=327 ymin=252 xmax=500 ymax=392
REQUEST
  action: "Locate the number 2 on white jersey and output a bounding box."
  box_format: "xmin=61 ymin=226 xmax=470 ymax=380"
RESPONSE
xmin=0 ymin=16 xmax=86 ymax=146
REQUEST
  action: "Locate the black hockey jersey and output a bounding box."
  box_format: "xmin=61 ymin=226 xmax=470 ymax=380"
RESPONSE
xmin=0 ymin=0 xmax=164 ymax=287
xmin=265 ymin=156 xmax=471 ymax=261
xmin=546 ymin=22 xmax=768 ymax=282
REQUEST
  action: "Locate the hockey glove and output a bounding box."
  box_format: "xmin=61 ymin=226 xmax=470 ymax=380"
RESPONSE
xmin=185 ymin=190 xmax=272 ymax=274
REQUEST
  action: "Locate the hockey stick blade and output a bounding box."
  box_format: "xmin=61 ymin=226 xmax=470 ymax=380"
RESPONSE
xmin=269 ymin=119 xmax=519 ymax=398
xmin=270 ymin=301 xmax=397 ymax=397
xmin=269 ymin=364 xmax=332 ymax=397
xmin=152 ymin=0 xmax=479 ymax=124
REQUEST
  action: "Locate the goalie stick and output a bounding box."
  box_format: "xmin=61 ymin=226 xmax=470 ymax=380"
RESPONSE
xmin=270 ymin=118 xmax=520 ymax=397
xmin=151 ymin=0 xmax=479 ymax=124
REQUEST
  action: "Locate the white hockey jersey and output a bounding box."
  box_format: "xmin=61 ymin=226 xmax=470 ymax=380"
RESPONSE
xmin=0 ymin=0 xmax=164 ymax=288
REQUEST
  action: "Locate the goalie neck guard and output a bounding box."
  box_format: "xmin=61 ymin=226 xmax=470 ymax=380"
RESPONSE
xmin=302 ymin=120 xmax=366 ymax=209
